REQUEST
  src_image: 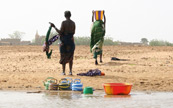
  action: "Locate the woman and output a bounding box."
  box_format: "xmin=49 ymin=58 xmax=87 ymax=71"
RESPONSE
xmin=90 ymin=10 xmax=106 ymax=65
xmin=49 ymin=11 xmax=76 ymax=75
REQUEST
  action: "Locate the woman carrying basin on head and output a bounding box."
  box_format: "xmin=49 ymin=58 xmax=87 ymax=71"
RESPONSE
xmin=90 ymin=10 xmax=106 ymax=65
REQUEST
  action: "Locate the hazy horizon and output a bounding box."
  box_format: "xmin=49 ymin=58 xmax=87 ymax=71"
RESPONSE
xmin=0 ymin=0 xmax=173 ymax=42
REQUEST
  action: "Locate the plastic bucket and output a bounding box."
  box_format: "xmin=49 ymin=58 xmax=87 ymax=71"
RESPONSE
xmin=103 ymin=83 xmax=132 ymax=95
xmin=49 ymin=84 xmax=59 ymax=90
xmin=59 ymin=78 xmax=70 ymax=90
xmin=83 ymin=87 xmax=93 ymax=94
xmin=43 ymin=77 xmax=57 ymax=90
xmin=65 ymin=77 xmax=73 ymax=90
xmin=95 ymin=10 xmax=104 ymax=21
xmin=72 ymin=79 xmax=83 ymax=91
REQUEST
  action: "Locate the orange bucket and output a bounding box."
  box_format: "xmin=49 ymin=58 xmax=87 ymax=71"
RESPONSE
xmin=103 ymin=83 xmax=132 ymax=95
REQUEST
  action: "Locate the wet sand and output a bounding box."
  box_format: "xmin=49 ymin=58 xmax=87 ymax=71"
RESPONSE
xmin=0 ymin=45 xmax=173 ymax=91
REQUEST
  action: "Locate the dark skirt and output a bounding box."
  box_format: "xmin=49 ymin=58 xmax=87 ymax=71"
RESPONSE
xmin=59 ymin=52 xmax=74 ymax=64
xmin=59 ymin=33 xmax=75 ymax=64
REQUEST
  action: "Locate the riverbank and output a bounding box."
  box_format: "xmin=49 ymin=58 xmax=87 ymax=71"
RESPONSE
xmin=0 ymin=45 xmax=173 ymax=91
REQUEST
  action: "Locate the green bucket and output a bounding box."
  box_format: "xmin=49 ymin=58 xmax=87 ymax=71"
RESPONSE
xmin=83 ymin=87 xmax=93 ymax=94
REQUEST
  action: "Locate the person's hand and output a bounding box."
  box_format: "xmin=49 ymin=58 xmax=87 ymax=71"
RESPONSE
xmin=92 ymin=10 xmax=95 ymax=15
xmin=49 ymin=22 xmax=55 ymax=28
xmin=43 ymin=42 xmax=49 ymax=52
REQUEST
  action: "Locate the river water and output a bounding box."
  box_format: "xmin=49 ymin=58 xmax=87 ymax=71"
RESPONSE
xmin=0 ymin=91 xmax=172 ymax=108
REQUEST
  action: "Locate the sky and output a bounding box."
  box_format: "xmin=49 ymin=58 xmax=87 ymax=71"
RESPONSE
xmin=0 ymin=0 xmax=173 ymax=42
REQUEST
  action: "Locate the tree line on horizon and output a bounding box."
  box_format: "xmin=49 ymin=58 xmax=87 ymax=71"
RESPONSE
xmin=7 ymin=31 xmax=173 ymax=46
xmin=38 ymin=36 xmax=173 ymax=46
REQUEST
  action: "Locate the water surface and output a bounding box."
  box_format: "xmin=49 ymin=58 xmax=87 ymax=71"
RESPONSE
xmin=0 ymin=91 xmax=172 ymax=108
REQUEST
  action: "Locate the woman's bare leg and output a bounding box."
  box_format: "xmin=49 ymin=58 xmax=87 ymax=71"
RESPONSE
xmin=100 ymin=53 xmax=103 ymax=63
xmin=69 ymin=60 xmax=73 ymax=75
xmin=95 ymin=58 xmax=98 ymax=65
xmin=62 ymin=64 xmax=66 ymax=75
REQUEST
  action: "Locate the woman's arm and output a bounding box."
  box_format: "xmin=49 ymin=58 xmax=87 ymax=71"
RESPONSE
xmin=103 ymin=11 xmax=106 ymax=29
xmin=54 ymin=26 xmax=61 ymax=34
xmin=49 ymin=22 xmax=62 ymax=34
xmin=92 ymin=10 xmax=94 ymax=22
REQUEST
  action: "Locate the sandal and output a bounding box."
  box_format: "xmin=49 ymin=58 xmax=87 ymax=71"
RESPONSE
xmin=61 ymin=72 xmax=66 ymax=75
xmin=68 ymin=72 xmax=72 ymax=75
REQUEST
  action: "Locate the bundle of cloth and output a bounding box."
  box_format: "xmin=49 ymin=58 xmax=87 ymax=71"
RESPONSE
xmin=43 ymin=35 xmax=59 ymax=51
xmin=77 ymin=69 xmax=105 ymax=76
xmin=43 ymin=26 xmax=60 ymax=59
xmin=43 ymin=33 xmax=75 ymax=64
xmin=90 ymin=10 xmax=105 ymax=59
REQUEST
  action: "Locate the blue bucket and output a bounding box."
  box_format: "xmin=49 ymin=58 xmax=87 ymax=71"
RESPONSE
xmin=72 ymin=79 xmax=83 ymax=91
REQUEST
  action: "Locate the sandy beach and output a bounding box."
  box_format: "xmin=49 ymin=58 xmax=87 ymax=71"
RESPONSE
xmin=0 ymin=45 xmax=173 ymax=91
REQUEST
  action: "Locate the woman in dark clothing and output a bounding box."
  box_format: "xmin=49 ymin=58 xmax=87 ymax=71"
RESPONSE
xmin=49 ymin=11 xmax=75 ymax=75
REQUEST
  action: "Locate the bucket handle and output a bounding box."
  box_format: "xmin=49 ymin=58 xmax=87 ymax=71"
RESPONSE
xmin=59 ymin=78 xmax=68 ymax=83
xmin=73 ymin=79 xmax=81 ymax=83
xmin=65 ymin=77 xmax=73 ymax=83
xmin=45 ymin=77 xmax=57 ymax=83
xmin=47 ymin=77 xmax=56 ymax=79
